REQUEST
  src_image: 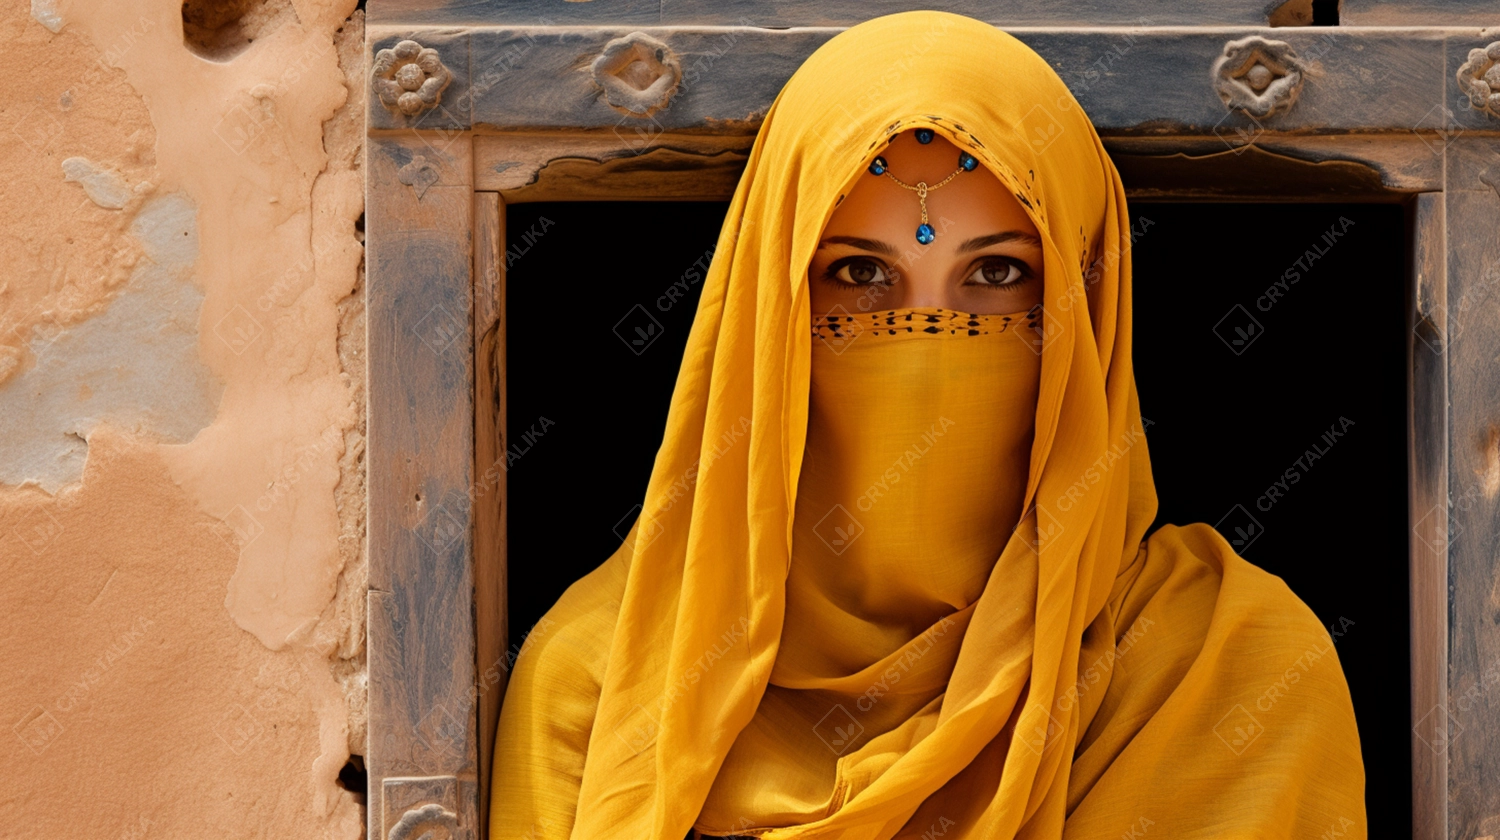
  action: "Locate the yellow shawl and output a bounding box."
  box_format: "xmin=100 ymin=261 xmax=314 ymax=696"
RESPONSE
xmin=491 ymin=11 xmax=1366 ymax=839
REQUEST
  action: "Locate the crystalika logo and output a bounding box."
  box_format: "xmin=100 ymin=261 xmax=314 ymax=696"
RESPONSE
xmin=812 ymin=505 xmax=863 ymax=555
xmin=812 ymin=705 xmax=864 ymax=755
xmin=614 ymin=304 xmax=663 ymax=355
xmin=1214 ymin=504 xmax=1264 ymax=552
xmin=1212 ymin=304 xmax=1264 ymax=354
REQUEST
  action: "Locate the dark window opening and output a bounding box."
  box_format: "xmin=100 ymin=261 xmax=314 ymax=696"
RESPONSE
xmin=505 ymin=199 xmax=1407 ymax=834
xmin=1131 ymin=202 xmax=1408 ymax=837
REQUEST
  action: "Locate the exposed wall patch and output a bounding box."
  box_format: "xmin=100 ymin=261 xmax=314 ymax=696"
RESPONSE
xmin=31 ymin=0 xmax=63 ymax=32
xmin=61 ymin=157 xmax=133 ymax=209
xmin=0 ymin=194 xmax=223 ymax=492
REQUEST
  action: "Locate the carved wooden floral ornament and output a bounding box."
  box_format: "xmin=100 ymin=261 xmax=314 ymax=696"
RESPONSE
xmin=387 ymin=803 xmax=457 ymax=840
xmin=1457 ymin=41 xmax=1500 ymax=119
xmin=1212 ymin=35 xmax=1307 ymax=118
xmin=373 ymin=40 xmax=453 ymax=116
xmin=591 ymin=31 xmax=682 ymax=116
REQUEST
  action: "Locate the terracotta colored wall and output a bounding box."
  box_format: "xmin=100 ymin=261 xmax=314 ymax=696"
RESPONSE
xmin=0 ymin=0 xmax=367 ymax=835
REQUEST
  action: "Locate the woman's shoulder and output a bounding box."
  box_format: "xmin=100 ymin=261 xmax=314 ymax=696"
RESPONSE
xmin=1119 ymin=521 xmax=1335 ymax=654
xmin=1067 ymin=523 xmax=1365 ymax=836
xmin=508 ymin=549 xmax=629 ymax=682
xmin=1090 ymin=520 xmax=1360 ymax=757
xmin=490 ymin=549 xmax=631 ymax=837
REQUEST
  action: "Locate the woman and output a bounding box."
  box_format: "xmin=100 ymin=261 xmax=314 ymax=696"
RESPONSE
xmin=492 ymin=11 xmax=1366 ymax=839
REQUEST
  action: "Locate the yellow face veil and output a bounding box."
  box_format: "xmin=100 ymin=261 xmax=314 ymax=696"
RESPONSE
xmin=492 ymin=10 xmax=1365 ymax=840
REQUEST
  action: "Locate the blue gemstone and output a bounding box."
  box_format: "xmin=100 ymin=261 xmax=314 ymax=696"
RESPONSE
xmin=868 ymin=155 xmax=887 ymax=175
xmin=915 ymin=129 xmax=935 ymax=144
xmin=916 ymin=223 xmax=935 ymax=244
xmin=959 ymin=152 xmax=977 ymax=171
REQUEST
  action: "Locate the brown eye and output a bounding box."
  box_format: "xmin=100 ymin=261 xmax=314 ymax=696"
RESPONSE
xmin=965 ymin=258 xmax=1027 ymax=287
xmin=830 ymin=257 xmax=891 ymax=286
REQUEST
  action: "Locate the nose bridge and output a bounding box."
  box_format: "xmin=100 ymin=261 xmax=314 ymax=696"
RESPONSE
xmin=895 ymin=244 xmax=955 ymax=310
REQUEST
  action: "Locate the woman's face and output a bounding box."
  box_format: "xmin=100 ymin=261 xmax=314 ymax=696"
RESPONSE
xmin=808 ymin=130 xmax=1045 ymax=316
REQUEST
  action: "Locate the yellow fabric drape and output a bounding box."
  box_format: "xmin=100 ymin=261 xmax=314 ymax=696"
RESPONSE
xmin=696 ymin=310 xmax=1043 ymax=832
xmin=491 ymin=11 xmax=1366 ymax=840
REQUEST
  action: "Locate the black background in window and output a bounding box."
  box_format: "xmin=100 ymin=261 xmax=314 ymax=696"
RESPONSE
xmin=506 ymin=200 xmax=1409 ymax=836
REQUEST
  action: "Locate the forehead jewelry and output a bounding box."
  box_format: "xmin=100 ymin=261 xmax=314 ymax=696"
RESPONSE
xmin=868 ymin=128 xmax=979 ymax=244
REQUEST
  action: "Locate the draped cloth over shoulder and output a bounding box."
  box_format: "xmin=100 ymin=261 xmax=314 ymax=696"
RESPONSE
xmin=491 ymin=11 xmax=1366 ymax=840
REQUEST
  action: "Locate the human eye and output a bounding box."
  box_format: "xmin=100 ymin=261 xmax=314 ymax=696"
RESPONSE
xmin=822 ymin=256 xmax=893 ymax=287
xmin=962 ymin=257 xmax=1033 ymax=288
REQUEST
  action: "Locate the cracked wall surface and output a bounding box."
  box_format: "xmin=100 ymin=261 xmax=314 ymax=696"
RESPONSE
xmin=0 ymin=0 xmax=367 ymax=836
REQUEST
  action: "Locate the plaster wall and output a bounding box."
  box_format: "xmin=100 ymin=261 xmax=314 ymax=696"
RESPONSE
xmin=0 ymin=0 xmax=368 ymax=835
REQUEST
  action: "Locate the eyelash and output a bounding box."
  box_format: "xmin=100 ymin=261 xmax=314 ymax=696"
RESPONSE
xmin=965 ymin=257 xmax=1035 ymax=288
xmin=819 ymin=256 xmax=894 ymax=288
xmin=817 ymin=256 xmax=1034 ymax=289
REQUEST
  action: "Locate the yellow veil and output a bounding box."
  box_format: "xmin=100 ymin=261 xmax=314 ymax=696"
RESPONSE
xmin=492 ymin=11 xmax=1365 ymax=839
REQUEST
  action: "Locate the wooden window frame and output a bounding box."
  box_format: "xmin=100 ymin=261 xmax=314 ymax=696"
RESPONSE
xmin=365 ymin=14 xmax=1499 ymax=840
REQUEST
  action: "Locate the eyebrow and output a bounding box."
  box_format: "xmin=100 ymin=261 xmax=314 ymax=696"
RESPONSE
xmin=816 ymin=235 xmax=897 ymax=256
xmin=956 ymin=231 xmax=1043 ymax=252
xmin=816 ymin=231 xmax=1042 ymax=256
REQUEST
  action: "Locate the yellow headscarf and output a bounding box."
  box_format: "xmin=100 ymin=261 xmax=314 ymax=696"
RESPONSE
xmin=492 ymin=11 xmax=1366 ymax=839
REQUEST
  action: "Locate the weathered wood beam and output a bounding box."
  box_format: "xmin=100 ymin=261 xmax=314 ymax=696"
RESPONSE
xmin=368 ymin=26 xmax=1500 ymax=137
xmin=369 ymin=0 xmax=1296 ymax=28
xmin=1407 ymin=190 xmax=1447 ymax=840
xmin=367 ymin=133 xmax=479 ymax=840
xmin=1344 ymin=0 xmax=1499 ymax=27
xmin=472 ymin=190 xmax=506 ymax=836
xmin=463 ymin=132 xmax=1442 ymax=202
xmin=1440 ymin=137 xmax=1500 ymax=840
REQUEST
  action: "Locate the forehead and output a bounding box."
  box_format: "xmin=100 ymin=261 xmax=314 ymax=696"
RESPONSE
xmin=823 ymin=131 xmax=1038 ymax=239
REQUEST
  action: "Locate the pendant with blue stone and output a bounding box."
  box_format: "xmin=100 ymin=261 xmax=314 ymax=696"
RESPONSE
xmin=865 ymin=138 xmax=982 ymax=245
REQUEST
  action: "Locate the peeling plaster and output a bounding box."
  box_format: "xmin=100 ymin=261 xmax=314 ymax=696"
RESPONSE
xmin=62 ymin=156 xmax=134 ymax=209
xmin=0 ymin=0 xmax=366 ymax=835
xmin=0 ymin=194 xmax=222 ymax=492
xmin=31 ymin=0 xmax=62 ymax=32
